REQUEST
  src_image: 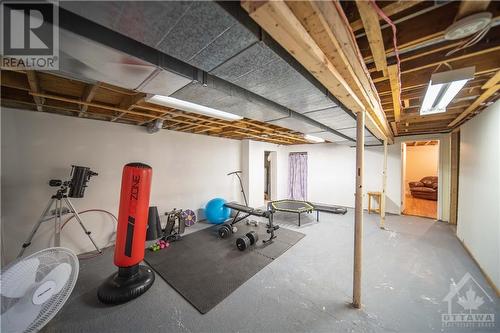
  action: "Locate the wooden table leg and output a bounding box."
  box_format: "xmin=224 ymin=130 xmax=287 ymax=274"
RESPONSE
xmin=368 ymin=194 xmax=372 ymax=214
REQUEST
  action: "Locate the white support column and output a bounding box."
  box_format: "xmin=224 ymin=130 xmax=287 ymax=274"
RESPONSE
xmin=353 ymin=110 xmax=365 ymax=309
xmin=380 ymin=139 xmax=388 ymax=229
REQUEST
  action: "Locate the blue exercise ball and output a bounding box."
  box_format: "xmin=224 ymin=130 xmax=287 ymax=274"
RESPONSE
xmin=205 ymin=198 xmax=230 ymax=224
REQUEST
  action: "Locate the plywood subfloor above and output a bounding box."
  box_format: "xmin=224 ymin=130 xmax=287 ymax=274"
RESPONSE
xmin=0 ymin=70 xmax=312 ymax=145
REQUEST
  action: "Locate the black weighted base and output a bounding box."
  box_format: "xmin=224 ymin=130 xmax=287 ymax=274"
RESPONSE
xmin=218 ymin=223 xmax=233 ymax=239
xmin=97 ymin=265 xmax=155 ymax=304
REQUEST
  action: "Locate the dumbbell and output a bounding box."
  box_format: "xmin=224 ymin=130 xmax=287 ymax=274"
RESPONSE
xmin=218 ymin=224 xmax=233 ymax=239
xmin=236 ymin=231 xmax=259 ymax=251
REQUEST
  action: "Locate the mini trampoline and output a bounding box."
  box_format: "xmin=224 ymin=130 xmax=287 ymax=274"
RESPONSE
xmin=269 ymin=200 xmax=314 ymax=226
xmin=270 ymin=200 xmax=347 ymax=226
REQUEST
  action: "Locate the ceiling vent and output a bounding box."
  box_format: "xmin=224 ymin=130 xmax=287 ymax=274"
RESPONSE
xmin=146 ymin=119 xmax=164 ymax=134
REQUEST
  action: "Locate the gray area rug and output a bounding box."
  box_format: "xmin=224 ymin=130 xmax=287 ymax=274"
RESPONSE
xmin=144 ymin=223 xmax=304 ymax=314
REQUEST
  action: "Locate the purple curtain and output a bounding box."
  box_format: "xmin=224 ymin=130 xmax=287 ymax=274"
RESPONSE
xmin=288 ymin=153 xmax=308 ymax=200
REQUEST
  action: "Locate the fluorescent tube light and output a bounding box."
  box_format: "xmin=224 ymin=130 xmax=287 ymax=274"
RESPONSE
xmin=419 ymin=67 xmax=474 ymax=115
xmin=420 ymin=83 xmax=443 ymax=114
xmin=304 ymin=134 xmax=325 ymax=143
xmin=436 ymin=79 xmax=468 ymax=110
xmin=146 ymin=95 xmax=243 ymax=121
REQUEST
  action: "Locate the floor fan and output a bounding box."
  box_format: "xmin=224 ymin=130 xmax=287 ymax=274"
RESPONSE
xmin=1 ymin=247 xmax=79 ymax=333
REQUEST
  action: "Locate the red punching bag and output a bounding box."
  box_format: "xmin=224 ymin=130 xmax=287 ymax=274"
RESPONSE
xmin=98 ymin=163 xmax=155 ymax=304
xmin=114 ymin=163 xmax=152 ymax=267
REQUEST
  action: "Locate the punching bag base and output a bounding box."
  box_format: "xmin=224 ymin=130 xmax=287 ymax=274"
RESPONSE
xmin=97 ymin=265 xmax=155 ymax=304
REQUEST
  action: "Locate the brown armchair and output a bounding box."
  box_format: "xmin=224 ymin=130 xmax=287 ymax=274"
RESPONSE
xmin=409 ymin=176 xmax=438 ymax=201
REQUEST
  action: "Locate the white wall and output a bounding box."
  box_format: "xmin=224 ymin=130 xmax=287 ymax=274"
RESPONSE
xmin=241 ymin=140 xmax=401 ymax=214
xmin=457 ymin=101 xmax=500 ymax=290
xmin=404 ymin=144 xmax=439 ymax=195
xmin=278 ymin=143 xmax=402 ymax=214
xmin=241 ymin=140 xmax=281 ymax=208
xmin=1 ymin=108 xmax=241 ymax=263
xmin=241 ymin=133 xmax=451 ymax=220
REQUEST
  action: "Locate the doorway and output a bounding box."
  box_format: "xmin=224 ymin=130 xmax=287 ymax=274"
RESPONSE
xmin=264 ymin=151 xmax=271 ymax=201
xmin=264 ymin=151 xmax=277 ymax=202
xmin=402 ymin=140 xmax=439 ymax=219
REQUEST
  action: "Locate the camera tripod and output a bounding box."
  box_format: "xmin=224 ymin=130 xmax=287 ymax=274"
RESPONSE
xmin=18 ymin=185 xmax=102 ymax=258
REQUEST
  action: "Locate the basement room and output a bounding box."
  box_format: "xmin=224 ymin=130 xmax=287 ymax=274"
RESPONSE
xmin=1 ymin=1 xmax=499 ymax=332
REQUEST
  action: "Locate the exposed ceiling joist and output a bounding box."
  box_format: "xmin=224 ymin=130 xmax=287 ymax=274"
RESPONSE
xmin=375 ymin=51 xmax=500 ymax=94
xmin=390 ymin=121 xmax=398 ymax=136
xmin=0 ymin=70 xmax=312 ymax=145
xmin=285 ymin=0 xmax=388 ymax=141
xmin=111 ymin=93 xmax=146 ymax=122
xmin=350 ymin=0 xmax=424 ymax=32
xmin=455 ymin=0 xmax=491 ymax=20
xmin=448 ymin=83 xmax=499 ymax=127
xmin=26 ymin=71 xmax=43 ymax=111
xmin=360 ymin=2 xmax=460 ymax=62
xmin=30 ymin=91 xmax=161 ymax=119
xmin=79 ymin=82 xmax=100 ymax=116
xmin=355 ymin=0 xmax=388 ymax=76
xmin=387 ymin=65 xmax=401 ymax=122
xmin=373 ymin=44 xmax=500 ymax=83
xmin=241 ymin=0 xmax=391 ymax=143
xmin=1 ymin=71 xmax=29 ymax=90
xmin=482 ymin=70 xmax=500 ymax=89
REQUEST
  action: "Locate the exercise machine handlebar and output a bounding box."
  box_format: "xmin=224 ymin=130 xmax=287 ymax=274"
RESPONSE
xmin=227 ymin=170 xmax=248 ymax=207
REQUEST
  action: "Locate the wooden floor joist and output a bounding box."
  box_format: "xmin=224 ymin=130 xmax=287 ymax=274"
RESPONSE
xmin=455 ymin=0 xmax=491 ymax=20
xmin=372 ymin=45 xmax=500 ymax=83
xmin=79 ymin=82 xmax=100 ymax=116
xmin=242 ymin=0 xmax=392 ymax=143
xmin=111 ymin=93 xmax=146 ymax=121
xmin=448 ymin=84 xmax=500 ymax=127
xmin=356 ymin=0 xmax=388 ymax=76
xmin=26 ymin=71 xmax=43 ymax=111
xmin=0 ymin=70 xmax=310 ymax=145
xmin=387 ymin=65 xmax=401 ymax=122
xmin=350 ymin=0 xmax=424 ymax=32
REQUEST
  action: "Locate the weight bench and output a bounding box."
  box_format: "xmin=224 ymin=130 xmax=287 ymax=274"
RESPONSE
xmin=223 ymin=202 xmax=278 ymax=242
xmin=311 ymin=203 xmax=348 ymax=221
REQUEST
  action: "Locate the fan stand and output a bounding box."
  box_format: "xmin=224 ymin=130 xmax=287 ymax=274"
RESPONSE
xmin=18 ymin=186 xmax=102 ymax=258
xmin=97 ymin=265 xmax=155 ymax=304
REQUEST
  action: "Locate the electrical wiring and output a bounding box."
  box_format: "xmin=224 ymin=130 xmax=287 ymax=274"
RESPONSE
xmin=368 ymin=0 xmax=403 ymax=112
xmin=61 ymin=209 xmax=118 ymax=260
xmin=445 ymin=22 xmax=492 ymax=57
xmin=333 ymin=1 xmax=381 ymax=102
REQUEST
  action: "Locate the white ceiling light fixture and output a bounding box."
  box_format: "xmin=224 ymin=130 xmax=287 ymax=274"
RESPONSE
xmin=146 ymin=95 xmax=243 ymax=121
xmin=304 ymin=134 xmax=325 ymax=143
xmin=420 ymin=67 xmax=475 ymax=116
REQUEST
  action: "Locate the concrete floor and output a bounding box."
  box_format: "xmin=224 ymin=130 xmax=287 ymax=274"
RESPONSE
xmin=44 ymin=211 xmax=499 ymax=333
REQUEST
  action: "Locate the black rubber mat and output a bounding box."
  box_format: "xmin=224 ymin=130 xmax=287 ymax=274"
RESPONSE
xmin=144 ymin=223 xmax=304 ymax=314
